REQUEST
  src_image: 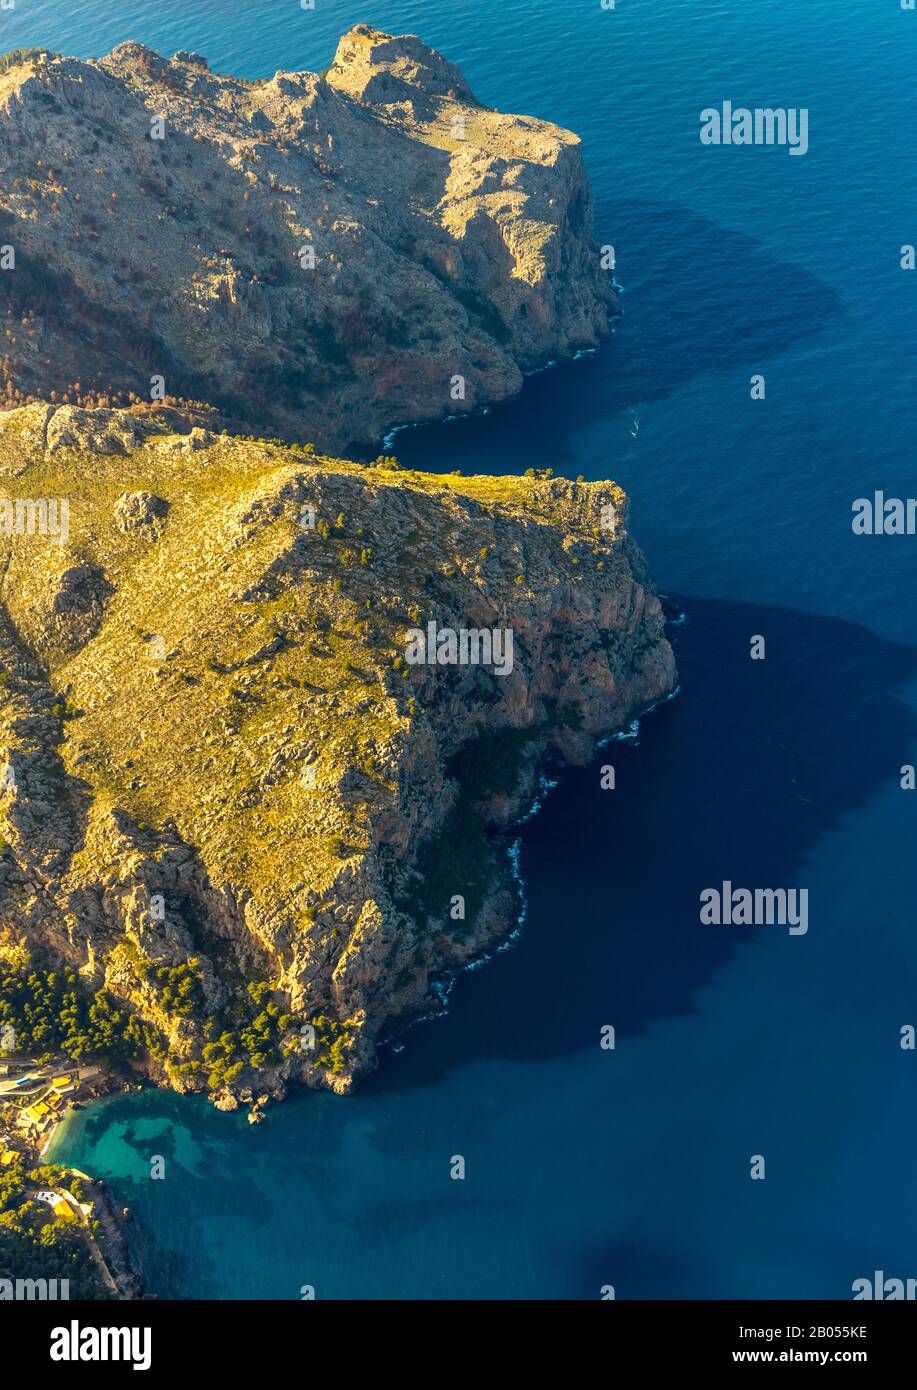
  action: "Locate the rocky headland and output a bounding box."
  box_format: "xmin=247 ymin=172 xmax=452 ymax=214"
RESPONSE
xmin=0 ymin=26 xmax=616 ymax=451
xmin=0 ymin=403 xmax=675 ymax=1099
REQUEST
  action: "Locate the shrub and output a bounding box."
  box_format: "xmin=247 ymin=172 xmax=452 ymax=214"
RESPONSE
xmin=0 ymin=49 xmax=56 ymax=75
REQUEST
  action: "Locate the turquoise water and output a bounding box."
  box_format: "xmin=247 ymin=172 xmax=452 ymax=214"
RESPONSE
xmin=23 ymin=0 xmax=917 ymax=1297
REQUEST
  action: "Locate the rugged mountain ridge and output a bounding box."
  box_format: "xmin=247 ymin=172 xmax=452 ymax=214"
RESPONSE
xmin=0 ymin=404 xmax=675 ymax=1098
xmin=0 ymin=26 xmax=616 ymax=451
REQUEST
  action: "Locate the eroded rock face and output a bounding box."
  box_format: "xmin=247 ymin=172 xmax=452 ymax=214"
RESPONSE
xmin=0 ymin=26 xmax=617 ymax=450
xmin=0 ymin=405 xmax=675 ymax=1096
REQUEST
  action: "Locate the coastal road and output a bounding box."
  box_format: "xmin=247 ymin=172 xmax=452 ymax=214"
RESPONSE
xmin=0 ymin=1059 xmax=79 ymax=1097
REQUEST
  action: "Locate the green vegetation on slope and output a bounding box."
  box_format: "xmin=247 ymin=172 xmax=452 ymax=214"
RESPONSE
xmin=0 ymin=960 xmax=158 ymax=1064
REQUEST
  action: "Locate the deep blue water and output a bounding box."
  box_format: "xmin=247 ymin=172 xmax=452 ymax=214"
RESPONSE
xmin=17 ymin=0 xmax=917 ymax=1297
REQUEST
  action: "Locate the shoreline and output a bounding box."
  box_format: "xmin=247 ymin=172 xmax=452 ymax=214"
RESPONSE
xmin=379 ymin=329 xmax=611 ymax=454
xmin=40 ymin=1100 xmax=76 ymax=1162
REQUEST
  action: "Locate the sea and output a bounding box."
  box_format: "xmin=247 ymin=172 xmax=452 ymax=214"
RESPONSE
xmin=5 ymin=0 xmax=913 ymax=1297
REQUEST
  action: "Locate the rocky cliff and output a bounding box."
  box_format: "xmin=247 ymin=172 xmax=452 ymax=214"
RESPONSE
xmin=0 ymin=27 xmax=616 ymax=452
xmin=0 ymin=404 xmax=675 ymax=1097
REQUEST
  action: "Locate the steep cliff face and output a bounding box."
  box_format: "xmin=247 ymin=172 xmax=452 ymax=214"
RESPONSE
xmin=0 ymin=26 xmax=616 ymax=451
xmin=0 ymin=405 xmax=675 ymax=1096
